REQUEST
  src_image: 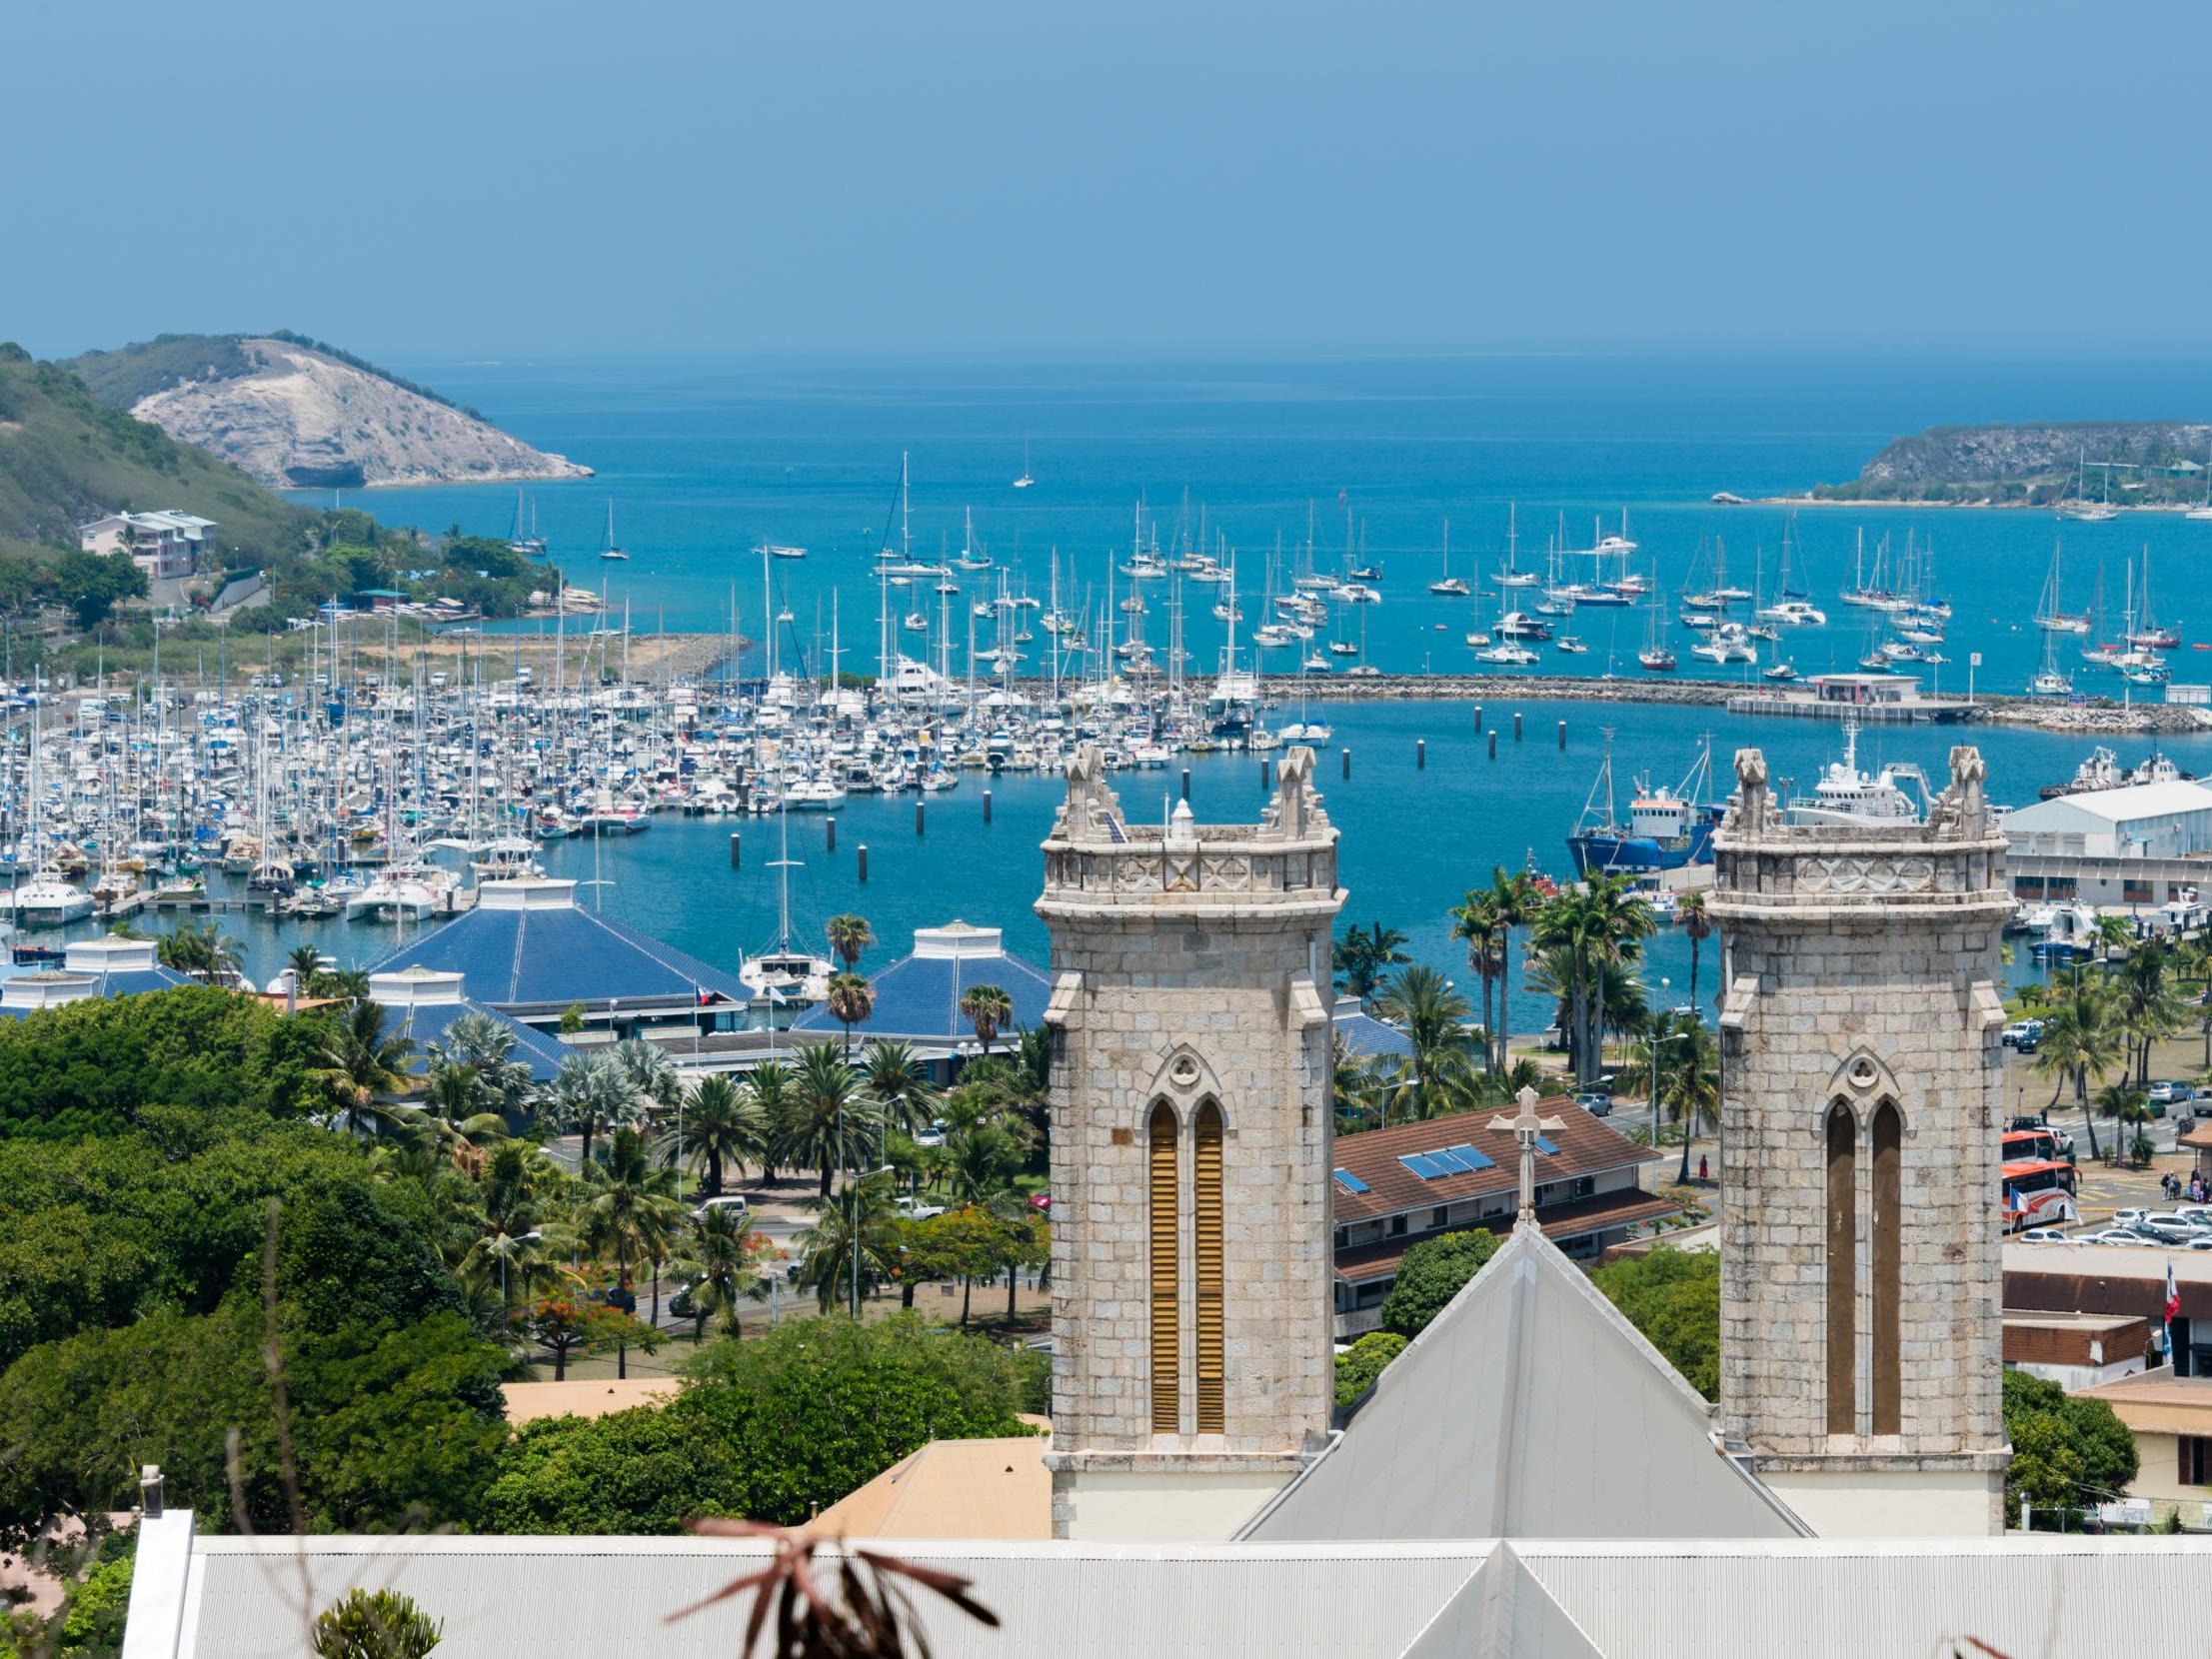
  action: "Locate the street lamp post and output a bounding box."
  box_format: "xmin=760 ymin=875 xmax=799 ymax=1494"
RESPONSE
xmin=1649 ymin=977 xmax=1671 ymax=1146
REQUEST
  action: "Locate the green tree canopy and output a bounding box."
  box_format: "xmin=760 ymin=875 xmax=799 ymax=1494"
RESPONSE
xmin=2002 ymin=1367 xmax=2138 ymax=1528
xmin=1378 ymin=1229 xmax=1500 ymax=1339
xmin=1333 ymin=1331 xmax=1407 ymax=1409
xmin=1589 ymin=1245 xmax=1722 ymax=1400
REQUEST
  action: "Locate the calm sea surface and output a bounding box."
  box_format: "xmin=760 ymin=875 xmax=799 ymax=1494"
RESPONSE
xmin=236 ymin=354 xmax=2212 ymax=1009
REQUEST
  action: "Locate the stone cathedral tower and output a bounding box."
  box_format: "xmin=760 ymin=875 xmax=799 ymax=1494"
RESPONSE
xmin=1708 ymin=744 xmax=2011 ymax=1537
xmin=1036 ymin=746 xmax=1343 ymax=1541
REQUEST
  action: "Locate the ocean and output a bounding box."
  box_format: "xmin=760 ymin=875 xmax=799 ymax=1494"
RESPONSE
xmin=231 ymin=352 xmax=2212 ymax=1017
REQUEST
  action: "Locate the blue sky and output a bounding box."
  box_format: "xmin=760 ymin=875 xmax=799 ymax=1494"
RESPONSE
xmin=7 ymin=0 xmax=2203 ymax=360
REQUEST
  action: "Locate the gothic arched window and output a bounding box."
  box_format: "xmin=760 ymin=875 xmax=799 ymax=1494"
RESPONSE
xmin=1825 ymin=1101 xmax=1857 ymax=1437
xmin=1193 ymin=1100 xmax=1225 ymax=1432
xmin=1870 ymin=1100 xmax=1903 ymax=1436
xmin=1147 ymin=1101 xmax=1180 ymax=1433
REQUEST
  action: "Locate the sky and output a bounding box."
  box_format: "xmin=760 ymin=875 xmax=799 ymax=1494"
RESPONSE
xmin=5 ymin=0 xmax=2206 ymax=361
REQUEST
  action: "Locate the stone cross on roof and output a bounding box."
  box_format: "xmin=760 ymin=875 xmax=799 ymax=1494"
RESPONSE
xmin=1490 ymin=1085 xmax=1565 ymax=1225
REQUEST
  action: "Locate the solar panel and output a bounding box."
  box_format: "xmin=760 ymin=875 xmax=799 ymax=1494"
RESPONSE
xmin=1440 ymin=1142 xmax=1495 ymax=1172
xmin=1534 ymin=1135 xmax=1560 ymax=1155
xmin=1331 ymin=1168 xmax=1369 ymax=1193
xmin=1397 ymin=1153 xmax=1444 ymax=1179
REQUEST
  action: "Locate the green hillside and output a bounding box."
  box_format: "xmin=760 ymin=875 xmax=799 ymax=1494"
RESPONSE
xmin=0 ymin=343 xmax=309 ymax=563
xmin=62 ymin=330 xmax=482 ymax=421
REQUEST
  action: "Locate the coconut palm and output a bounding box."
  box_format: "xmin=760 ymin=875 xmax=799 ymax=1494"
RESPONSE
xmin=827 ymin=971 xmax=876 ymax=1059
xmin=285 ymin=943 xmax=329 ymax=996
xmin=541 ymin=1049 xmax=644 ymax=1167
xmin=1531 ymin=874 xmax=1653 ymax=1087
xmin=1331 ymin=1030 xmax=1382 ymax=1133
xmin=455 ymin=1142 xmax=560 ymax=1319
xmin=575 ymin=1125 xmax=687 ymax=1372
xmin=960 ymin=982 xmax=1015 ymax=1055
xmin=826 ymin=913 xmax=875 ymax=972
xmin=674 ymin=1203 xmax=772 ymax=1339
xmin=664 ymin=1073 xmax=766 ymax=1197
xmin=157 ymin=919 xmax=245 ymax=984
xmin=1487 ymin=869 xmax=1540 ymax=1075
xmin=1331 ymin=921 xmax=1409 ymax=1007
xmin=312 ymin=999 xmax=414 ymax=1135
xmin=1677 ymin=890 xmax=1713 ymax=1011
xmin=747 ymin=1059 xmax=793 ymax=1181
xmin=1616 ymin=1011 xmax=1720 ymax=1183
xmin=1374 ymin=964 xmax=1481 ymax=1120
xmin=2114 ymin=939 xmax=2188 ymax=1086
xmin=2093 ymin=1081 xmax=2154 ymax=1166
xmin=794 ymin=1169 xmax=904 ymax=1313
xmin=2030 ymin=971 xmax=2120 ymax=1161
xmin=1447 ymin=889 xmax=1504 ymax=1077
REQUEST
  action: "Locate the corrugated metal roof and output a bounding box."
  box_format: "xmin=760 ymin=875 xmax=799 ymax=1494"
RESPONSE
xmin=376 ymin=993 xmax=572 ymax=1081
xmin=789 ymin=939 xmax=1051 ymax=1045
xmin=1246 ymin=1221 xmax=1805 ymax=1546
xmin=369 ymin=903 xmax=749 ymax=1011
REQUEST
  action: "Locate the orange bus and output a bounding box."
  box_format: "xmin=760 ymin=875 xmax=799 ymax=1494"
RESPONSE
xmin=2001 ymin=1157 xmax=2078 ymax=1231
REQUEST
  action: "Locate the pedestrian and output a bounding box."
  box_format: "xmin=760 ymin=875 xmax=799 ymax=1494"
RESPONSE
xmin=1698 ymin=1154 xmax=1709 ymax=1183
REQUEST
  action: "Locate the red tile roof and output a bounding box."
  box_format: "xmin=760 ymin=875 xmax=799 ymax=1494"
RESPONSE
xmin=1331 ymin=1096 xmax=1654 ymax=1222
xmin=1333 ymin=1190 xmax=1684 ymax=1285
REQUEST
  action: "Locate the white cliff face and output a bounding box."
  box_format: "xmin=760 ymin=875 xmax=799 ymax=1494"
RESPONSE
xmin=130 ymin=340 xmax=591 ymax=490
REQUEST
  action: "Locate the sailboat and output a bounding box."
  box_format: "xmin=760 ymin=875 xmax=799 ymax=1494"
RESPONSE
xmin=2189 ymin=448 xmax=2212 ymax=521
xmin=2129 ymin=546 xmax=2181 ymax=649
xmin=598 ymin=501 xmax=631 ymax=561
xmin=2032 ymin=540 xmax=2090 ymax=634
xmin=2060 ymin=452 xmax=2118 ymax=523
xmin=1013 ymin=432 xmax=1034 ymax=490
xmin=1492 ymin=504 xmax=1539 ymax=587
xmin=1428 ymin=519 xmax=1469 ymax=596
xmin=739 ymin=806 xmax=833 ymax=1017
xmin=2028 ymin=621 xmax=2073 ymax=698
xmin=1636 ymin=580 xmax=1676 ymax=672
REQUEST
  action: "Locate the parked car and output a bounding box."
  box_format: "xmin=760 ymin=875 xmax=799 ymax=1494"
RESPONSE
xmin=2148 ymin=1080 xmax=2197 ymax=1106
xmin=1029 ymin=1192 xmax=1052 ymax=1213
xmin=1573 ymin=1090 xmax=1612 ymax=1118
xmin=2001 ymin=1020 xmax=2045 ymax=1048
xmin=691 ymin=1194 xmax=749 ymax=1222
xmin=2008 ymin=1114 xmax=2048 ymax=1133
xmin=2193 ymin=1097 xmax=2212 ymax=1119
xmin=895 ymin=1196 xmax=947 ymax=1221
xmin=2013 ymin=1035 xmax=2039 ymax=1055
xmin=2017 ymin=1227 xmax=2071 ymax=1243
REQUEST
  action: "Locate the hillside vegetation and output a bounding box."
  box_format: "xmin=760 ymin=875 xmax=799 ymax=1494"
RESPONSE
xmin=0 ymin=343 xmax=309 ymax=562
xmin=64 ymin=330 xmax=483 ymax=422
xmin=1814 ymin=420 xmax=2212 ymax=505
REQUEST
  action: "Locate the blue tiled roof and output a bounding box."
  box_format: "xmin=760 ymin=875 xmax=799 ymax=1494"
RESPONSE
xmin=376 ymin=995 xmax=573 ymax=1082
xmin=370 ymin=903 xmax=749 ymax=1011
xmin=1333 ymin=1004 xmax=1414 ymax=1059
xmin=791 ymin=940 xmax=1051 ymax=1045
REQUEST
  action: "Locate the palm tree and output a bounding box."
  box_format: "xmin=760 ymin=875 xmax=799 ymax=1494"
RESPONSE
xmin=781 ymin=1041 xmax=871 ymax=1197
xmin=960 ymin=982 xmax=1015 ymax=1056
xmin=1616 ymin=1011 xmax=1720 ymax=1182
xmin=541 ymin=1049 xmax=643 ymax=1167
xmin=747 ymin=1059 xmax=793 ymax=1181
xmin=609 ymin=1037 xmax=683 ymax=1115
xmin=827 ymin=971 xmax=875 ymax=1059
xmin=324 ymin=964 xmax=372 ymax=1003
xmin=1447 ymin=890 xmax=1504 ymax=1077
xmin=946 ymin=1122 xmax=1021 ymax=1206
xmin=1487 ymin=868 xmax=1539 ymax=1076
xmin=2093 ymin=1079 xmax=2153 ymax=1164
xmin=427 ymin=1009 xmax=536 ymax=1120
xmin=1375 ymin=965 xmax=1481 ymax=1120
xmin=864 ymin=1038 xmax=936 ymax=1140
xmin=2030 ymin=970 xmax=2120 ymax=1161
xmin=2115 ymin=940 xmax=2188 ymax=1086
xmin=1532 ymin=874 xmax=1653 ymax=1087
xmin=1331 ymin=921 xmax=1409 ymax=1007
xmin=574 ymin=1127 xmax=686 ymax=1376
xmin=793 ymin=1169 xmax=903 ymax=1313
xmin=455 ymin=1142 xmax=559 ymax=1320
xmin=1330 ymin=1030 xmax=1381 ymax=1133
xmin=1677 ymin=890 xmax=1713 ymax=1011
xmin=157 ymin=919 xmax=244 ymax=984
xmin=665 ymin=1073 xmax=766 ymax=1197
xmin=285 ymin=943 xmax=329 ymax=996
xmin=675 ymin=1203 xmax=771 ymax=1339
xmin=826 ymin=913 xmax=875 ymax=973
xmin=312 ymin=999 xmax=414 ymax=1134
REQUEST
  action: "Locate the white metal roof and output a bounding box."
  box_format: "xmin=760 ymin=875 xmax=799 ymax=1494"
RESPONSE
xmin=1242 ymin=1221 xmax=1805 ymax=1543
xmin=2000 ymin=779 xmax=2212 ymax=828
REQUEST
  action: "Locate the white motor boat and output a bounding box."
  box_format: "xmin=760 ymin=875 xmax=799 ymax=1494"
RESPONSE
xmin=11 ymin=862 xmax=93 ymax=928
xmin=1781 ymin=721 xmax=1929 ymax=828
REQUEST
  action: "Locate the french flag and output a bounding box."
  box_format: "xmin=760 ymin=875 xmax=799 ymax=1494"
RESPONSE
xmin=2167 ymin=1259 xmax=2182 ymax=1325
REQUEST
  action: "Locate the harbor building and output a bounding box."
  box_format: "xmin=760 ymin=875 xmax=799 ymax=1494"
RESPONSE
xmin=788 ymin=919 xmax=1049 ymax=1073
xmin=1708 ymin=743 xmax=2012 ymax=1536
xmin=2000 ymin=779 xmax=2212 ymax=911
xmin=368 ymin=963 xmax=574 ymax=1083
xmin=1328 ymin=992 xmax=1412 ymax=1060
xmin=1035 ymin=745 xmax=1344 ymax=1541
xmin=1327 ymin=1100 xmax=1678 ymax=1337
xmin=76 ymin=509 xmax=215 ymax=581
xmin=368 ymin=876 xmax=751 ymax=1039
xmin=0 ymin=936 xmax=198 ymax=1016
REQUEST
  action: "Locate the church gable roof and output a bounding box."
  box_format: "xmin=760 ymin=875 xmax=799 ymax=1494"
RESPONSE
xmin=1240 ymin=1221 xmax=1807 ymax=1543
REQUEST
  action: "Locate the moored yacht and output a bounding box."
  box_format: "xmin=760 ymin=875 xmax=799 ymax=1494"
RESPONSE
xmin=1781 ymin=721 xmax=1929 ymax=828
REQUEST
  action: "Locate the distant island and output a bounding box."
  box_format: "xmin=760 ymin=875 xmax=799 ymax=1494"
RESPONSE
xmin=1804 ymin=420 xmax=2212 ymax=508
xmin=60 ymin=332 xmax=591 ymax=491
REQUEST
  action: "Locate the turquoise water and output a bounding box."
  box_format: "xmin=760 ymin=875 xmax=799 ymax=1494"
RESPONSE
xmin=231 ymin=355 xmax=2212 ymax=1013
xmin=327 ymin=353 xmax=2212 ymax=695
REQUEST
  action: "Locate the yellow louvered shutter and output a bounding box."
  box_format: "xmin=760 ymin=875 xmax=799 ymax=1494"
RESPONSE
xmin=1148 ymin=1104 xmax=1179 ymax=1432
xmin=1193 ymin=1102 xmax=1224 ymax=1433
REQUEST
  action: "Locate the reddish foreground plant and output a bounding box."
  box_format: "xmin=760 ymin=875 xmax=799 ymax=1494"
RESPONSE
xmin=668 ymin=1518 xmax=999 ymax=1658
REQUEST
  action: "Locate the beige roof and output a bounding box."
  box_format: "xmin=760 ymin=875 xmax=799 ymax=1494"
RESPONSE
xmin=502 ymin=1378 xmax=681 ymax=1424
xmin=2075 ymin=1365 xmax=2212 ymax=1432
xmin=813 ymin=1435 xmax=1051 ymax=1540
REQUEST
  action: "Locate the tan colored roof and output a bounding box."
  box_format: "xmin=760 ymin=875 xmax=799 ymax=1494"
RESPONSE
xmin=502 ymin=1378 xmax=681 ymax=1424
xmin=812 ymin=1435 xmax=1051 ymax=1540
xmin=2074 ymin=1366 xmax=2212 ymax=1434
